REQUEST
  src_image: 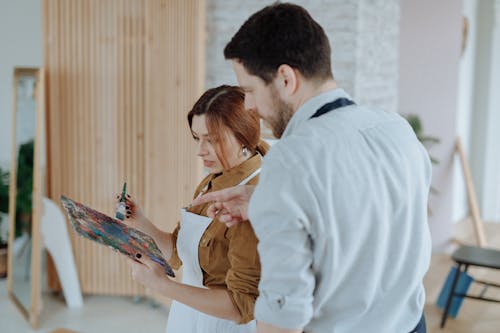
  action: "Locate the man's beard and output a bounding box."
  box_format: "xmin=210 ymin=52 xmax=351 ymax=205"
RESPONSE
xmin=266 ymin=88 xmax=294 ymax=139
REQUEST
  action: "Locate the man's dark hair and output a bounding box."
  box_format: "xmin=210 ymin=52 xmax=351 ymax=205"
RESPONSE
xmin=224 ymin=3 xmax=333 ymax=84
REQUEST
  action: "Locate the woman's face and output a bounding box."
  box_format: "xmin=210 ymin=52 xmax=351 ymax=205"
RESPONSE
xmin=191 ymin=114 xmax=245 ymax=174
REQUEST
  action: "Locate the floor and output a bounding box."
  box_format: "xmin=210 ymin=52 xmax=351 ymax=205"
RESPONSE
xmin=0 ymin=278 xmax=169 ymax=333
xmin=423 ymin=252 xmax=500 ymax=332
xmin=422 ymin=220 xmax=500 ymax=332
xmin=2 ymin=220 xmax=500 ymax=333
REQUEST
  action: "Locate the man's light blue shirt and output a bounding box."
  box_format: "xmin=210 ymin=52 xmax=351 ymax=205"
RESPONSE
xmin=249 ymin=88 xmax=432 ymax=332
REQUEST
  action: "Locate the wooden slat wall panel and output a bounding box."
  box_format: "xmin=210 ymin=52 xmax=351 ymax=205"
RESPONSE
xmin=43 ymin=0 xmax=204 ymax=296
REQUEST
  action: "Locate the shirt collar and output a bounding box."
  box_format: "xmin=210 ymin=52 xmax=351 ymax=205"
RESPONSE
xmin=209 ymin=153 xmax=262 ymax=192
xmin=282 ymin=88 xmax=352 ymax=138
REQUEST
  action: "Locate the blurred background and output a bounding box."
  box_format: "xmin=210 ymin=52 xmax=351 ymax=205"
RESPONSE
xmin=0 ymin=0 xmax=499 ymax=332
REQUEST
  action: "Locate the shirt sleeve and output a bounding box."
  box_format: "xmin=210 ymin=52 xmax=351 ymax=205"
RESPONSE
xmin=249 ymin=148 xmax=315 ymax=329
xmin=167 ymin=222 xmax=182 ymax=269
xmin=225 ymin=220 xmax=261 ymax=324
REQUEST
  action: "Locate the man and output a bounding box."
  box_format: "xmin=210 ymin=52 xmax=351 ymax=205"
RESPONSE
xmin=193 ymin=3 xmax=431 ymax=333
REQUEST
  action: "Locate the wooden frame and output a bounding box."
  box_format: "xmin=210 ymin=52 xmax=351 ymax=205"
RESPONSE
xmin=7 ymin=67 xmax=45 ymax=328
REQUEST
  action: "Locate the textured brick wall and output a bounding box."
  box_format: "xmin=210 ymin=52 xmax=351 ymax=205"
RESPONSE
xmin=355 ymin=0 xmax=400 ymax=113
xmin=205 ymin=0 xmax=400 ymax=112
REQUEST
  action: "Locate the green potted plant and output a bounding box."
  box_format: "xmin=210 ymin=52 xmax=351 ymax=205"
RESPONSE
xmin=403 ymin=114 xmax=440 ymax=215
xmin=0 ymin=140 xmax=34 ymax=278
xmin=403 ymin=114 xmax=440 ymax=165
xmin=0 ymin=166 xmax=10 ymax=278
xmin=15 ymin=140 xmax=34 ymax=238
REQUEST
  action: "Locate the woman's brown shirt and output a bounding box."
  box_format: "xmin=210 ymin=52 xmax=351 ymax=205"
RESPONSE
xmin=168 ymin=154 xmax=261 ymax=324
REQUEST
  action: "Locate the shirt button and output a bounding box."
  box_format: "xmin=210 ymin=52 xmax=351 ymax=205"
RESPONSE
xmin=276 ymin=297 xmax=285 ymax=308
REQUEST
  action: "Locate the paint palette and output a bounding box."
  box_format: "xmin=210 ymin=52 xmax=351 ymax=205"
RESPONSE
xmin=60 ymin=195 xmax=175 ymax=277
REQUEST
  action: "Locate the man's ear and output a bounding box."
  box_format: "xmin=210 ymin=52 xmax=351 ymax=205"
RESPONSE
xmin=276 ymin=64 xmax=299 ymax=97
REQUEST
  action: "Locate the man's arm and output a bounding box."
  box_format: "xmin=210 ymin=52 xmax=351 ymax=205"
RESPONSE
xmin=191 ymin=185 xmax=255 ymax=227
xmin=249 ymin=148 xmax=316 ymax=330
xmin=194 ymin=148 xmax=316 ymax=330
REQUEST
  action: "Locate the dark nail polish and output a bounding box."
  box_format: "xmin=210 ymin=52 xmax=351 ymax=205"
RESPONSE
xmin=127 ymin=194 xmax=131 ymax=198
xmin=135 ymin=253 xmax=142 ymax=259
xmin=126 ymin=206 xmax=129 ymax=209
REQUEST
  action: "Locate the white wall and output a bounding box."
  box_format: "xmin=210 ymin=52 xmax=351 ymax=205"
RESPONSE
xmin=399 ymin=0 xmax=463 ymax=251
xmin=468 ymin=0 xmax=500 ymax=222
xmin=0 ymin=0 xmax=42 ymax=170
xmin=453 ymin=0 xmax=478 ymax=223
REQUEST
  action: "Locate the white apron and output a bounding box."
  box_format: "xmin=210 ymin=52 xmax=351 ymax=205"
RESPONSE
xmin=166 ymin=168 xmax=260 ymax=333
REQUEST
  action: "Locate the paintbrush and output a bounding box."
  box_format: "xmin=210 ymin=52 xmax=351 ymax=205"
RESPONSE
xmin=115 ymin=182 xmax=127 ymax=220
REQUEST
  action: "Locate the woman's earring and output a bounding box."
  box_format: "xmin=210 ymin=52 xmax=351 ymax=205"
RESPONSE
xmin=242 ymin=146 xmax=249 ymax=157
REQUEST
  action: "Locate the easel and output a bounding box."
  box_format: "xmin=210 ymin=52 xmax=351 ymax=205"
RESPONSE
xmin=439 ymin=138 xmax=500 ymax=328
xmin=455 ymin=137 xmax=488 ymax=247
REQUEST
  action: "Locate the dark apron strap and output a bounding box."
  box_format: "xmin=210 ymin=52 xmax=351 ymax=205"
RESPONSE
xmin=309 ymin=97 xmax=355 ymax=119
xmin=409 ymin=313 xmax=426 ymax=333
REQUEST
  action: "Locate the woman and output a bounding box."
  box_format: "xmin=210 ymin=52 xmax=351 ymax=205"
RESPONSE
xmin=119 ymin=85 xmax=269 ymax=332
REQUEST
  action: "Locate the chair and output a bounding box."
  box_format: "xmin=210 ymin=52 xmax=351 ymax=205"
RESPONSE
xmin=439 ymin=138 xmax=500 ymax=327
xmin=440 ymin=245 xmax=500 ymax=328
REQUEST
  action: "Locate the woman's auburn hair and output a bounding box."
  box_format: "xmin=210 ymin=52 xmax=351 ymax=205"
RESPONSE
xmin=187 ymin=85 xmax=269 ymax=170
